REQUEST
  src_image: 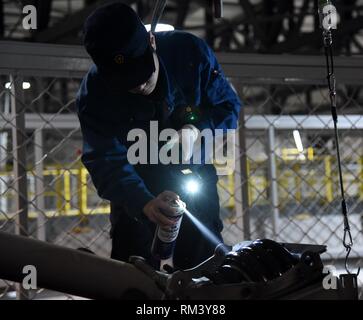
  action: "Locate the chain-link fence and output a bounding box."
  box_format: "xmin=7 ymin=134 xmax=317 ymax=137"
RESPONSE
xmin=0 ymin=43 xmax=362 ymax=299
xmin=218 ymin=54 xmax=363 ymax=298
xmin=219 ymin=81 xmax=363 ymax=298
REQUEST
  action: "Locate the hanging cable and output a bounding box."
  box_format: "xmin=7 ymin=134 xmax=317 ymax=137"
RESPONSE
xmin=319 ymin=0 xmax=360 ymax=276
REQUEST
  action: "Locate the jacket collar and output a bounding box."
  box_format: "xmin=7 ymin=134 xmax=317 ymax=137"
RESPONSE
xmin=157 ymin=54 xmax=176 ymax=111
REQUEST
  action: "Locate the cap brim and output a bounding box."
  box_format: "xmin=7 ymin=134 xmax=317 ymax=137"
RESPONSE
xmin=98 ymin=45 xmax=156 ymax=91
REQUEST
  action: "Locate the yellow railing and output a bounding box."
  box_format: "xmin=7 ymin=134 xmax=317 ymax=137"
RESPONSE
xmin=0 ymin=166 xmax=110 ymax=219
xmin=254 ymin=156 xmax=363 ymax=206
xmin=1 ymin=155 xmax=363 ymax=219
xmin=217 ymin=155 xmax=363 ymax=208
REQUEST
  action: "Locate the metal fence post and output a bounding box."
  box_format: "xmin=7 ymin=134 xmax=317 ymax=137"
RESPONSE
xmin=34 ymin=128 xmax=46 ymax=241
xmin=267 ymin=126 xmax=279 ymax=240
xmin=238 ymin=107 xmax=251 ymax=239
xmin=10 ymin=75 xmax=29 ymax=300
xmin=0 ymin=132 xmax=8 ymax=214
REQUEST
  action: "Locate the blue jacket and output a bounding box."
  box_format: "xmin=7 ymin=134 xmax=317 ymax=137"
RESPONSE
xmin=76 ymin=31 xmax=241 ymax=221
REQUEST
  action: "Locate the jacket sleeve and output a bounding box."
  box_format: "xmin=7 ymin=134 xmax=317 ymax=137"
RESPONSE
xmin=195 ymin=38 xmax=242 ymax=133
xmin=77 ymin=107 xmax=155 ymax=220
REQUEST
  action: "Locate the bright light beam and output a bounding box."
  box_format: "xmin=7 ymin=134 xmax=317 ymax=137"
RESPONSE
xmin=183 ymin=207 xmax=229 ymax=254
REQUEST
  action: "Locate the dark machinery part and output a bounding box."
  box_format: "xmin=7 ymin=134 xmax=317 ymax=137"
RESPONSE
xmin=0 ymin=232 xmax=358 ymax=300
xmin=211 ymin=239 xmax=300 ymax=285
xmin=0 ymin=231 xmax=164 ymax=300
xmin=140 ymin=239 xmax=358 ymax=300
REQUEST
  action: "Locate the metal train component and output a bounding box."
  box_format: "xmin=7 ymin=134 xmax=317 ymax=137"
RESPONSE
xmin=133 ymin=240 xmax=359 ymax=300
xmin=0 ymin=231 xmax=358 ymax=300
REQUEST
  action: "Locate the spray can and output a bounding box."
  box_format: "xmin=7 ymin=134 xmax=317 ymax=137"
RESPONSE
xmin=151 ymin=197 xmax=185 ymax=260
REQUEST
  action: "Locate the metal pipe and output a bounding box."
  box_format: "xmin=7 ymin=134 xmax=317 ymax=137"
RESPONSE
xmin=10 ymin=75 xmax=29 ymax=300
xmin=213 ymin=0 xmax=224 ymax=18
xmin=267 ymin=126 xmax=279 ymax=239
xmin=0 ymin=231 xmax=163 ymax=300
xmin=151 ymin=0 xmax=168 ymax=33
xmin=34 ymin=128 xmax=46 ymax=241
xmin=10 ymin=75 xmax=29 ymax=238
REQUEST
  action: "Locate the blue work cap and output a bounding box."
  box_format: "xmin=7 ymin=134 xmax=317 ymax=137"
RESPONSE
xmin=83 ymin=2 xmax=156 ymax=90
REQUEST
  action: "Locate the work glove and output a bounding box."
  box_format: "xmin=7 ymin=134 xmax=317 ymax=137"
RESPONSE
xmin=165 ymin=124 xmax=199 ymax=162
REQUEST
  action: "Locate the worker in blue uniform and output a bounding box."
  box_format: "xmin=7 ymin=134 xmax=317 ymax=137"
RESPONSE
xmin=77 ymin=2 xmax=241 ymax=270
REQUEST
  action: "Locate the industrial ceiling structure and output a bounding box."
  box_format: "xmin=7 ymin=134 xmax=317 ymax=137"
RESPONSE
xmin=1 ymin=1 xmax=363 ymax=118
xmin=1 ymin=0 xmax=363 ymax=55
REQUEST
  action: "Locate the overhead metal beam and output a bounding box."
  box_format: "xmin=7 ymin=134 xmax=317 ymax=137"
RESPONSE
xmin=217 ymin=52 xmax=363 ymax=85
xmin=245 ymin=115 xmax=363 ymax=130
xmin=1 ymin=41 xmax=363 ymax=84
xmin=0 ymin=113 xmax=80 ymax=130
xmin=2 ymin=112 xmax=363 ymax=131
xmin=0 ymin=41 xmax=90 ymax=77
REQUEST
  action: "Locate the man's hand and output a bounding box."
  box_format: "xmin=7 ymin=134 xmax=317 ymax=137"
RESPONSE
xmin=165 ymin=124 xmax=199 ymax=162
xmin=143 ymin=191 xmax=185 ymax=227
